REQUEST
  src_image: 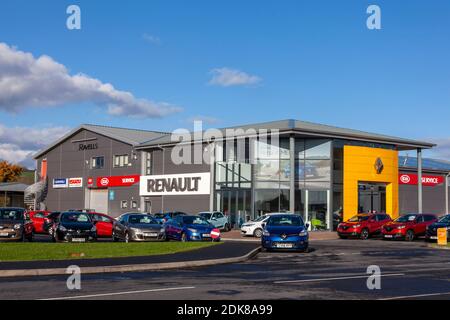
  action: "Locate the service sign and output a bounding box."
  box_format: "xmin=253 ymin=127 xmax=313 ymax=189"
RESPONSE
xmin=437 ymin=228 xmax=448 ymax=246
xmin=398 ymin=173 xmax=444 ymax=187
xmin=96 ymin=175 xmax=140 ymax=188
xmin=68 ymin=177 xmax=83 ymax=188
xmin=140 ymin=173 xmax=211 ymax=196
xmin=53 ymin=178 xmax=68 ymax=189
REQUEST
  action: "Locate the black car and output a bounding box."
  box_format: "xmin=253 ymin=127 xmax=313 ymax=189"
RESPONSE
xmin=0 ymin=207 xmax=34 ymax=242
xmin=53 ymin=211 xmax=97 ymax=242
xmin=425 ymin=214 xmax=450 ymax=242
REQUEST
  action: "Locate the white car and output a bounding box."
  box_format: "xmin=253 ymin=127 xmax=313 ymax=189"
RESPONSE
xmin=241 ymin=213 xmax=285 ymax=238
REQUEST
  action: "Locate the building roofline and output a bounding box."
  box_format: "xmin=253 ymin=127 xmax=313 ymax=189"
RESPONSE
xmin=33 ymin=124 xmax=169 ymax=159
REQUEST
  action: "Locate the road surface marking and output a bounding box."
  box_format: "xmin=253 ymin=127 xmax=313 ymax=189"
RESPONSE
xmin=40 ymin=286 xmax=195 ymax=300
xmin=274 ymin=273 xmax=404 ymax=284
xmin=380 ymin=291 xmax=450 ymax=300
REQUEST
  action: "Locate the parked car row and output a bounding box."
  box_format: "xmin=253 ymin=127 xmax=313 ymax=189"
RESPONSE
xmin=0 ymin=207 xmax=223 ymax=243
xmin=337 ymin=212 xmax=450 ymax=242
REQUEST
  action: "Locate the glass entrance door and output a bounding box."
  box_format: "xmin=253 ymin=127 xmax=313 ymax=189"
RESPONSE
xmin=216 ymin=189 xmax=251 ymax=230
xmin=358 ymin=182 xmax=387 ymax=214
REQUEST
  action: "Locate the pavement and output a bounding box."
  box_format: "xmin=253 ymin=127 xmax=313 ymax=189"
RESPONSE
xmin=1 ymin=237 xmax=449 ymax=300
xmin=0 ymin=240 xmax=260 ymax=273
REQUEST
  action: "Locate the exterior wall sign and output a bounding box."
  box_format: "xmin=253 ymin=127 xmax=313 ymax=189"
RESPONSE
xmin=53 ymin=178 xmax=68 ymax=189
xmin=78 ymin=143 xmax=98 ymax=151
xmin=140 ymin=173 xmax=211 ymax=196
xmin=95 ymin=175 xmax=140 ymax=188
xmin=87 ymin=177 xmax=94 ymax=187
xmin=398 ymin=173 xmax=444 ymax=187
xmin=68 ymin=177 xmax=83 ymax=188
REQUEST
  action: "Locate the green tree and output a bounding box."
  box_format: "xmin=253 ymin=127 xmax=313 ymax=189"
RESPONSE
xmin=0 ymin=161 xmax=24 ymax=183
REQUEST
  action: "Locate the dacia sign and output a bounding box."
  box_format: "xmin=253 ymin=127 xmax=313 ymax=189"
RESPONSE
xmin=140 ymin=173 xmax=211 ymax=196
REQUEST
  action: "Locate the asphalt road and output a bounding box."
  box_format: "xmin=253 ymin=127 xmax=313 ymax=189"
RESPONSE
xmin=0 ymin=238 xmax=449 ymax=300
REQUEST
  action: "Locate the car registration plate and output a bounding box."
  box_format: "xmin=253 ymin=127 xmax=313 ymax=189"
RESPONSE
xmin=0 ymin=232 xmax=9 ymax=237
xmin=275 ymin=243 xmax=294 ymax=248
xmin=72 ymin=238 xmax=86 ymax=243
xmin=202 ymin=233 xmax=211 ymax=238
xmin=144 ymin=233 xmax=158 ymax=237
xmin=384 ymin=235 xmax=393 ymax=238
xmin=430 ymin=236 xmax=438 ymax=240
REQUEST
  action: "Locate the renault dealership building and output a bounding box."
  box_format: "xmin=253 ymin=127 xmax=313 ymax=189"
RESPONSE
xmin=32 ymin=120 xmax=450 ymax=230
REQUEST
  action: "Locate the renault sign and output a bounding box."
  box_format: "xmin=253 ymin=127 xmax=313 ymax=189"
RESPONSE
xmin=140 ymin=173 xmax=211 ymax=196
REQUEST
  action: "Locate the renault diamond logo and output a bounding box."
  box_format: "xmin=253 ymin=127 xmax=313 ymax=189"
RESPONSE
xmin=281 ymin=234 xmax=287 ymax=239
xmin=374 ymin=158 xmax=384 ymax=174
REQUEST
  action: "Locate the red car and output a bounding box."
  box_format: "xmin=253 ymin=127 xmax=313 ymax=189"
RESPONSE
xmin=88 ymin=212 xmax=115 ymax=238
xmin=382 ymin=213 xmax=438 ymax=241
xmin=29 ymin=210 xmax=51 ymax=234
xmin=337 ymin=213 xmax=392 ymax=240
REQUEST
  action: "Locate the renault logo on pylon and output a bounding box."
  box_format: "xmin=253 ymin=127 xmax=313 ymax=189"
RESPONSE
xmin=374 ymin=158 xmax=384 ymax=174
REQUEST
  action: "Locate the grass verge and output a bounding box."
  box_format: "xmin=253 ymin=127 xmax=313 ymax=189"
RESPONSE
xmin=0 ymin=242 xmax=220 ymax=262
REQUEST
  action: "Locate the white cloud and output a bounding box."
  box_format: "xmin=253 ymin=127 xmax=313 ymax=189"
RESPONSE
xmin=0 ymin=42 xmax=181 ymax=118
xmin=0 ymin=124 xmax=69 ymax=168
xmin=208 ymin=67 xmax=261 ymax=87
xmin=142 ymin=33 xmax=161 ymax=45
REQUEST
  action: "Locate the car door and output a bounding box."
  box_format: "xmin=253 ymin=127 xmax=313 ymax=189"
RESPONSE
xmin=173 ymin=216 xmax=184 ymax=240
xmin=92 ymin=214 xmax=113 ymax=237
xmin=31 ymin=212 xmax=45 ymax=233
xmin=414 ymin=216 xmax=426 ymax=235
xmin=115 ymin=216 xmax=127 ymax=239
xmin=215 ymin=212 xmax=227 ymax=228
xmin=210 ymin=212 xmax=220 ymax=228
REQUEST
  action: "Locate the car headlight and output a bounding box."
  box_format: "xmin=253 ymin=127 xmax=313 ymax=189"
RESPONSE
xmin=299 ymin=230 xmax=308 ymax=237
xmin=91 ymin=226 xmax=97 ymax=232
xmin=337 ymin=223 xmax=343 ymax=228
xmin=160 ymin=228 xmax=165 ymax=233
xmin=397 ymin=226 xmax=406 ymax=229
xmin=353 ymin=224 xmax=361 ymax=228
xmin=14 ymin=224 xmax=21 ymax=230
xmin=131 ymin=228 xmax=142 ymax=233
xmin=187 ymin=228 xmax=198 ymax=233
xmin=262 ymin=230 xmax=270 ymax=237
xmin=59 ymin=225 xmax=67 ymax=232
xmin=243 ymin=223 xmax=254 ymax=227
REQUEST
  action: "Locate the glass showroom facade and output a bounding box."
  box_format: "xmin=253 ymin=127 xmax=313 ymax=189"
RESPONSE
xmin=213 ymin=136 xmax=397 ymax=231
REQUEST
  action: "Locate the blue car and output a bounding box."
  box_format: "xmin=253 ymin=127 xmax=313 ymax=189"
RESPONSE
xmin=153 ymin=211 xmax=187 ymax=224
xmin=261 ymin=214 xmax=309 ymax=252
xmin=165 ymin=215 xmax=220 ymax=242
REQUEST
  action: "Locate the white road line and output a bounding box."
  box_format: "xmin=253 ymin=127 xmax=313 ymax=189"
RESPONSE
xmin=39 ymin=286 xmax=195 ymax=300
xmin=274 ymin=273 xmax=405 ymax=284
xmin=380 ymin=291 xmax=450 ymax=300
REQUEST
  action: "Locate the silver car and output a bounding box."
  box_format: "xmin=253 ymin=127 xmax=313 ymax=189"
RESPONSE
xmin=113 ymin=213 xmax=165 ymax=242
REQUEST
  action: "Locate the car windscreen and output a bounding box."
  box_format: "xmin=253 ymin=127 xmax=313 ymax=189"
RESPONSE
xmin=153 ymin=213 xmax=165 ymax=218
xmin=348 ymin=215 xmax=370 ymax=222
xmin=0 ymin=209 xmax=24 ymax=221
xmin=395 ymin=214 xmax=417 ymax=223
xmin=268 ymin=215 xmax=304 ymax=227
xmin=199 ymin=213 xmax=212 ymax=219
xmin=182 ymin=216 xmax=210 ymax=225
xmin=128 ymin=215 xmax=157 ymax=225
xmin=254 ymin=215 xmax=268 ymax=222
xmin=61 ymin=212 xmax=91 ymax=223
xmin=438 ymin=215 xmax=450 ymax=224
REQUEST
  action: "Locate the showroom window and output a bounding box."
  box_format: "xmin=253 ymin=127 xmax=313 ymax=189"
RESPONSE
xmin=121 ymin=200 xmax=128 ymax=209
xmin=91 ymin=156 xmax=104 ymax=169
xmin=145 ymin=152 xmax=152 ymax=175
xmin=114 ymin=154 xmax=130 ymax=168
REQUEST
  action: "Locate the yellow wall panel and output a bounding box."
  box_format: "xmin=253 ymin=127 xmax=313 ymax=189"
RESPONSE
xmin=343 ymin=146 xmax=399 ymax=221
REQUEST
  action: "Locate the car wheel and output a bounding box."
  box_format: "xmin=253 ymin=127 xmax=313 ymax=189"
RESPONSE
xmin=253 ymin=228 xmax=263 ymax=238
xmin=360 ymin=228 xmax=369 ymax=240
xmin=125 ymin=232 xmax=130 ymax=243
xmin=28 ymin=231 xmax=34 ymax=242
xmin=112 ymin=232 xmax=119 ymax=242
xmin=338 ymin=235 xmax=347 ymax=239
xmin=181 ymin=233 xmax=187 ymax=242
xmin=405 ymin=230 xmax=415 ymax=242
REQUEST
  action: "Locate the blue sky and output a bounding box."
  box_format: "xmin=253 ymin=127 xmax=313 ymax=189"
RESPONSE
xmin=0 ymin=0 xmax=449 ymax=165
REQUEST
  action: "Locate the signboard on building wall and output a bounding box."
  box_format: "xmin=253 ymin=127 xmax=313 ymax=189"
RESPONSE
xmin=398 ymin=173 xmax=444 ymax=187
xmin=53 ymin=178 xmax=68 ymax=189
xmin=95 ymin=175 xmax=140 ymax=188
xmin=68 ymin=177 xmax=83 ymax=188
xmin=140 ymin=173 xmax=211 ymax=196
